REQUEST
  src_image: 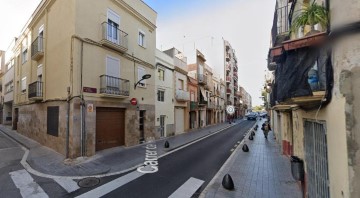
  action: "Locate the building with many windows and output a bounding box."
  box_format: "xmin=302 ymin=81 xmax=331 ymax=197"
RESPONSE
xmin=8 ymin=0 xmax=157 ymax=158
xmin=155 ymin=49 xmax=174 ymax=138
xmin=224 ymin=40 xmax=239 ymax=119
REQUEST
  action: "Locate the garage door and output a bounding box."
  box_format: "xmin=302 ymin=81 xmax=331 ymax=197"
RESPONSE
xmin=96 ymin=107 xmax=125 ymax=151
xmin=175 ymin=108 xmax=184 ymax=134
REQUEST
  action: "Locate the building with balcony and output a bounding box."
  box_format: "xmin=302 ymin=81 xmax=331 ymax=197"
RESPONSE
xmin=267 ymin=0 xmax=360 ymax=197
xmin=224 ymin=40 xmax=240 ymax=119
xmin=187 ymin=76 xmax=198 ymax=130
xmin=155 ymin=49 xmax=174 ymax=138
xmin=164 ymin=48 xmax=190 ymax=135
xmin=1 ymin=39 xmax=17 ymax=127
xmin=8 ymin=0 xmax=157 ymax=158
xmin=188 ymin=50 xmax=214 ymax=128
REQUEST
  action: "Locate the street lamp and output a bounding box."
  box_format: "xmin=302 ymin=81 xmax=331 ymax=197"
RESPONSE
xmin=134 ymin=74 xmax=151 ymax=89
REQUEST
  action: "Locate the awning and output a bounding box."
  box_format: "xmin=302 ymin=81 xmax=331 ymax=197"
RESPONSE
xmin=200 ymin=87 xmax=208 ymax=101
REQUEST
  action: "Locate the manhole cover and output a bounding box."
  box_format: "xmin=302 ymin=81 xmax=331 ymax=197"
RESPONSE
xmin=78 ymin=177 xmax=100 ymax=188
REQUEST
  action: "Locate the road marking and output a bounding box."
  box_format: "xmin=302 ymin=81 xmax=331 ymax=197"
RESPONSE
xmin=54 ymin=178 xmax=80 ymax=193
xmin=230 ymin=149 xmax=235 ymax=152
xmin=169 ymin=177 xmax=204 ymax=198
xmin=9 ymin=169 xmax=49 ymax=198
xmin=237 ymin=141 xmax=241 ymax=144
xmin=234 ymin=144 xmax=238 ymax=147
xmin=75 ymin=171 xmax=144 ymax=198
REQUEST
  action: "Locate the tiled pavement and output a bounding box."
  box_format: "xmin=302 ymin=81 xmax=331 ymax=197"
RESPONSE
xmin=202 ymin=119 xmax=302 ymax=198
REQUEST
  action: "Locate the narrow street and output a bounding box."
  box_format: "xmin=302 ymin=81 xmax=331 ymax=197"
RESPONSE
xmin=69 ymin=120 xmax=255 ymax=198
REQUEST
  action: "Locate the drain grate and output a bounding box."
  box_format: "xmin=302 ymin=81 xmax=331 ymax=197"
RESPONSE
xmin=78 ymin=177 xmax=100 ymax=188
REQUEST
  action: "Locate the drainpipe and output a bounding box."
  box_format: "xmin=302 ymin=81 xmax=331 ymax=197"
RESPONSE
xmin=80 ymin=42 xmax=85 ymax=156
xmin=66 ymin=87 xmax=70 ymax=158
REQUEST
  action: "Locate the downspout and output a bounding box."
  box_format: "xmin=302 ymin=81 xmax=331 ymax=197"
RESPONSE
xmin=80 ymin=41 xmax=85 ymax=156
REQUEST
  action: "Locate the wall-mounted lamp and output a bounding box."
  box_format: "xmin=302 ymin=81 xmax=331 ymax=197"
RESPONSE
xmin=134 ymin=74 xmax=151 ymax=89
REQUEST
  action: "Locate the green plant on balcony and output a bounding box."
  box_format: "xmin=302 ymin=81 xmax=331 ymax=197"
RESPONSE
xmin=291 ymin=1 xmax=329 ymax=36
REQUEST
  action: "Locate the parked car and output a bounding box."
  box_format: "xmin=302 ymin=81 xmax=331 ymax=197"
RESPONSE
xmin=246 ymin=113 xmax=257 ymax=120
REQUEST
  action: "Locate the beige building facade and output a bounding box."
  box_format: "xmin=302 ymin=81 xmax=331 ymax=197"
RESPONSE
xmin=155 ymin=49 xmax=174 ymax=137
xmin=9 ymin=0 xmax=157 ymax=158
xmin=267 ymin=0 xmax=360 ymax=197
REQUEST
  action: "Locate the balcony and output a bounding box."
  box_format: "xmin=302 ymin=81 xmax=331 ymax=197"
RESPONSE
xmin=282 ymin=32 xmax=327 ymax=51
xmin=226 ymin=63 xmax=231 ymax=71
xmin=233 ymin=72 xmax=238 ymax=78
xmin=190 ymin=101 xmax=198 ymax=111
xmin=198 ymin=74 xmax=208 ymax=85
xmin=31 ymin=36 xmax=44 ymax=61
xmin=99 ymin=75 xmax=130 ymax=98
xmin=175 ymin=89 xmax=190 ymax=102
xmin=226 ymin=76 xmax=231 ymax=83
xmin=234 ymin=86 xmax=238 ymax=91
xmin=226 ymin=89 xmax=231 ymax=95
xmin=101 ymin=22 xmax=128 ymax=53
xmin=198 ymin=99 xmax=208 ymax=106
xmin=28 ymin=81 xmax=43 ymax=101
xmin=207 ymin=102 xmax=216 ymax=109
xmin=226 ymin=53 xmax=231 ymax=61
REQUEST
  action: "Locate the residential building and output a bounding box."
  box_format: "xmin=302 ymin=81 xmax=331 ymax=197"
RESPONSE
xmin=155 ymin=49 xmax=174 ymax=138
xmin=188 ymin=50 xmax=210 ymax=128
xmin=212 ymin=75 xmax=225 ymax=124
xmin=187 ymin=76 xmax=198 ymax=129
xmin=224 ymin=40 xmax=239 ymax=119
xmin=164 ymin=48 xmax=190 ymax=135
xmin=9 ymin=0 xmax=157 ymax=158
xmin=267 ymin=0 xmax=360 ymax=197
xmin=2 ymin=39 xmax=16 ymax=127
xmin=0 ymin=50 xmax=5 ymax=124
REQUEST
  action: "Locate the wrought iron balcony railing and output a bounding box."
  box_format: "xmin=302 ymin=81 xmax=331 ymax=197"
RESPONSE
xmin=100 ymin=75 xmax=130 ymax=97
xmin=28 ymin=81 xmax=43 ymax=100
xmin=101 ymin=22 xmax=128 ymax=52
xmin=31 ymin=36 xmax=44 ymax=61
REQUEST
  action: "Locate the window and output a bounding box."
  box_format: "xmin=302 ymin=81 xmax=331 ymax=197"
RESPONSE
xmin=47 ymin=106 xmax=59 ymax=137
xmin=138 ymin=30 xmax=146 ymax=47
xmin=190 ymin=92 xmax=195 ymax=101
xmin=22 ymin=49 xmax=28 ymax=64
xmin=158 ymin=69 xmax=164 ymax=81
xmin=5 ymin=81 xmax=14 ymax=93
xmin=22 ymin=38 xmax=28 ymax=64
xmin=21 ymin=77 xmax=27 ymax=92
xmin=137 ymin=66 xmax=146 ymax=88
xmin=178 ymin=79 xmax=184 ymax=90
xmin=158 ymin=90 xmax=165 ymax=102
xmin=107 ymin=9 xmax=120 ymax=44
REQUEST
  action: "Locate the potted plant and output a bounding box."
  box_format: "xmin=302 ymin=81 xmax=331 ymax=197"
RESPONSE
xmin=291 ymin=1 xmax=329 ymax=36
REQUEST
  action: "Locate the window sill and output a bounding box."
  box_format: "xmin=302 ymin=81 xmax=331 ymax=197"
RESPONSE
xmin=138 ymin=44 xmax=146 ymax=49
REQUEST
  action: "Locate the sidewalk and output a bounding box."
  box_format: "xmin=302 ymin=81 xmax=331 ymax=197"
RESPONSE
xmin=202 ymin=119 xmax=302 ymax=198
xmin=0 ymin=119 xmax=243 ymax=178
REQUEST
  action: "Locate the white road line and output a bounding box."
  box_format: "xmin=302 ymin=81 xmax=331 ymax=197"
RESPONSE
xmin=230 ymin=149 xmax=235 ymax=152
xmin=53 ymin=178 xmax=80 ymax=193
xmin=169 ymin=177 xmax=204 ymax=198
xmin=9 ymin=169 xmax=49 ymax=198
xmin=75 ymin=171 xmax=144 ymax=198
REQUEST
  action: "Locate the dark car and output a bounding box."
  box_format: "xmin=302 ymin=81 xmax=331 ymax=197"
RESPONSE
xmin=246 ymin=113 xmax=257 ymax=120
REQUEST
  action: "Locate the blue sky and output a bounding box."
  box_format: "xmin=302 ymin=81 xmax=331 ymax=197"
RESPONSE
xmin=144 ymin=0 xmax=276 ymax=106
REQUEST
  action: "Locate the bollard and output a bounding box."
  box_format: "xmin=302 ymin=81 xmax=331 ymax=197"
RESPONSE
xmin=222 ymin=174 xmax=235 ymax=190
xmin=242 ymin=144 xmax=249 ymax=152
xmin=164 ymin=141 xmax=169 ymax=148
xmin=251 ymin=131 xmax=255 ymax=136
xmin=249 ymin=135 xmax=254 ymax=140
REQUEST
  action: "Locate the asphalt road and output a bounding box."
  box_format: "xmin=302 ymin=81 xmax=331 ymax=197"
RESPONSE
xmin=94 ymin=120 xmax=256 ymax=198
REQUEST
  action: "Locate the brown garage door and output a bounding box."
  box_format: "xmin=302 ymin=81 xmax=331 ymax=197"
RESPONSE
xmin=96 ymin=107 xmax=125 ymax=151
